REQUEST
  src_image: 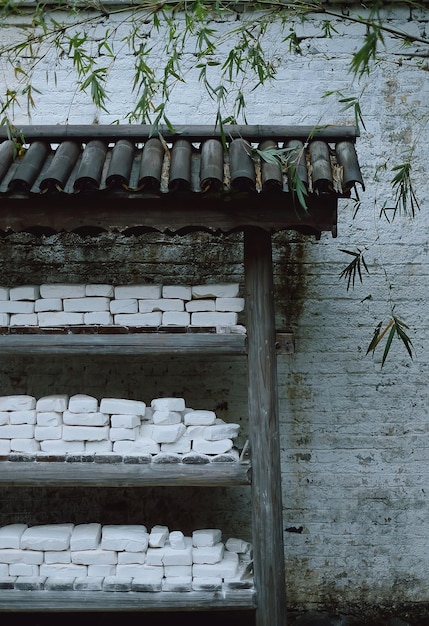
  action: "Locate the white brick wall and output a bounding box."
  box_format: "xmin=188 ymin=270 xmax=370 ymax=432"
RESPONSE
xmin=1 ymin=2 xmax=429 ymax=613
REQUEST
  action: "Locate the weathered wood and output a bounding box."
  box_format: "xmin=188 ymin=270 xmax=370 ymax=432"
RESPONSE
xmin=0 ymin=461 xmax=251 ymax=486
xmin=244 ymin=228 xmax=287 ymax=626
xmin=0 ymin=589 xmax=256 ymax=612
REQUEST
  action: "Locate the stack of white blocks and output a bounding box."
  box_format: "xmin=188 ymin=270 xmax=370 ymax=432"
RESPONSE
xmin=0 ymin=284 xmax=245 ymax=329
xmin=0 ymin=523 xmax=253 ymax=592
xmin=0 ymin=395 xmax=241 ymax=460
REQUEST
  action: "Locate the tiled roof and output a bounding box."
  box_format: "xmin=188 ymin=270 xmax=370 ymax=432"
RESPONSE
xmin=0 ymin=125 xmax=364 ymax=237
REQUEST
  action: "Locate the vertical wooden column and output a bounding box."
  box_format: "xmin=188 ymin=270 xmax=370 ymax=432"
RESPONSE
xmin=244 ymin=227 xmax=287 ymax=626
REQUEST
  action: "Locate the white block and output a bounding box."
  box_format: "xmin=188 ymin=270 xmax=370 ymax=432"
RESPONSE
xmin=88 ymin=564 xmax=116 ymax=577
xmin=164 ymin=564 xmax=192 ymax=577
xmin=117 ymin=551 xmax=146 ymax=564
xmin=63 ymin=411 xmax=108 ymax=426
xmin=192 ymin=529 xmax=222 ymax=547
xmin=191 ymin=312 xmax=238 ymax=326
xmin=10 ymin=314 xmax=38 ymax=326
xmin=0 ymin=564 xmax=9 ymax=576
xmin=0 ymin=412 xmax=8 ymax=426
xmin=44 ymin=551 xmax=71 ymax=564
xmin=149 ymin=525 xmax=169 ymax=548
xmin=114 ymin=285 xmax=161 ymax=299
xmin=116 ymin=564 xmax=151 ymax=577
xmin=0 ymin=286 xmax=9 ymax=299
xmin=85 ymin=284 xmax=114 ymax=297
xmin=0 ymin=424 xmax=34 ymax=439
xmin=100 ymin=398 xmax=146 ymax=416
xmin=9 ymin=410 xmax=36 ymax=425
xmin=185 ymin=299 xmax=216 ymax=312
xmin=109 ymin=427 xmax=139 ymax=441
xmin=36 ymin=395 xmax=69 ymax=412
xmin=40 ymin=441 xmax=85 ymax=453
xmin=38 ymin=312 xmax=84 ymax=326
xmin=225 ymin=537 xmax=252 ymax=554
xmin=113 ymin=439 xmax=160 ymax=455
xmin=162 ymin=311 xmax=190 ymax=326
xmin=0 ymin=440 xmax=11 ymax=453
xmin=169 ymin=531 xmax=186 ymax=550
xmin=152 ymin=423 xmax=186 ymax=444
xmin=0 ymin=313 xmax=9 ymax=325
xmin=203 ymin=423 xmax=240 ymax=440
xmin=162 ymin=576 xmax=192 ymax=591
xmin=35 ymin=298 xmax=63 ymax=312
xmin=139 ymin=424 xmax=154 ymax=437
xmin=146 ymin=547 xmax=165 ymax=566
xmin=86 ymin=440 xmax=112 ymax=453
xmin=110 ymin=299 xmax=138 ymax=314
xmin=63 ymin=425 xmax=109 ymax=441
xmin=11 ymin=439 xmax=40 ymax=453
xmin=9 ymin=563 xmax=39 ymax=577
xmin=70 ymin=524 xmax=102 ymax=551
xmin=184 ymin=410 xmax=216 ymax=426
xmin=74 ymin=577 xmax=104 ymax=591
xmin=114 ymin=312 xmax=162 ymax=326
xmin=21 ymin=524 xmax=74 ymax=551
xmin=131 ymin=565 xmax=164 ymax=583
xmin=0 ymin=524 xmax=28 ymax=549
xmin=110 ymin=414 xmax=140 ymax=429
xmin=40 ymin=284 xmax=86 ymax=299
xmin=64 ymin=297 xmax=110 ymax=312
xmin=192 ymin=284 xmax=239 ymax=298
xmin=0 ymin=549 xmax=43 ymax=564
xmin=151 ymin=397 xmax=186 ymax=412
xmin=162 ymin=285 xmax=192 ymax=300
xmin=161 ymin=438 xmax=191 ymax=454
xmin=152 ymin=410 xmax=182 ymax=425
xmin=0 ymin=396 xmax=36 ymax=411
xmin=162 ymin=542 xmax=192 ymax=566
xmin=68 ymin=394 xmax=99 ymax=414
xmin=9 ymin=285 xmax=40 ymax=301
xmin=84 ymin=312 xmax=113 ymax=325
xmin=216 ymin=297 xmax=245 ymax=312
xmin=185 ymin=425 xmax=206 ymax=440
xmin=193 ymin=439 xmax=233 ymax=454
xmin=192 ymin=552 xmax=239 ymax=579
xmin=192 ymin=543 xmax=225 ymax=564
xmin=34 ymin=425 xmax=62 ymax=441
xmin=0 ymin=301 xmax=34 ymax=313
xmin=192 ymin=576 xmax=223 ymax=591
xmin=40 ymin=563 xmax=87 ymax=577
xmin=101 ymin=525 xmax=148 ymax=552
xmin=37 ymin=412 xmax=63 ymax=426
xmin=139 ymin=299 xmax=184 ymax=313
xmin=72 ymin=549 xmax=118 ymax=565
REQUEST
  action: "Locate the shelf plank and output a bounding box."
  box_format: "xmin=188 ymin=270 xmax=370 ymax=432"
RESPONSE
xmin=0 ymin=589 xmax=256 ymax=611
xmin=0 ymin=461 xmax=251 ymax=486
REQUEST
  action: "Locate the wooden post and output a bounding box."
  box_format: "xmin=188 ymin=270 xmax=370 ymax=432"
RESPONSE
xmin=244 ymin=227 xmax=287 ymax=626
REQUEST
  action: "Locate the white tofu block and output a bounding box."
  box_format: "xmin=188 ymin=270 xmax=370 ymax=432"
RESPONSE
xmin=44 ymin=576 xmax=76 ymax=591
xmin=139 ymin=299 xmax=184 ymax=313
xmin=0 ymin=440 xmax=11 ymax=454
xmin=114 ymin=312 xmax=162 ymax=326
xmin=101 ymin=525 xmax=148 ymax=552
xmin=0 ymin=395 xmax=36 ymax=411
xmin=35 ymin=298 xmax=63 ymax=312
xmin=68 ymin=394 xmax=99 ymax=414
xmin=152 ymin=410 xmax=181 ymax=425
xmin=192 ymin=552 xmax=239 ymax=579
xmin=162 ymin=311 xmax=190 ymax=326
xmin=192 ymin=543 xmax=224 ymax=564
xmin=169 ymin=531 xmax=186 ymax=550
xmin=0 ymin=313 xmax=9 ymax=325
xmin=117 ymin=551 xmax=146 ymax=564
xmin=192 ymin=529 xmax=222 ymax=547
xmin=114 ymin=285 xmax=161 ymax=299
xmin=0 ymin=549 xmax=43 ymax=565
xmin=151 ymin=397 xmax=186 ymax=412
xmin=191 ymin=312 xmax=238 ymax=327
xmin=40 ymin=284 xmax=86 ymax=299
xmin=116 ymin=564 xmax=151 ymax=577
xmin=72 ymin=549 xmax=118 ymax=565
xmin=109 ymin=427 xmax=138 ymax=441
xmin=100 ymin=398 xmax=146 ymax=416
xmin=9 ymin=563 xmax=39 ymax=577
xmin=64 ymin=297 xmax=110 ymax=312
xmin=44 ymin=550 xmax=71 ymax=564
xmin=0 ymin=412 xmax=8 ymax=426
xmin=139 ymin=424 xmax=154 ymax=437
xmin=0 ymin=301 xmax=34 ymax=313
xmin=86 ymin=440 xmax=112 ymax=453
xmin=110 ymin=414 xmax=140 ymax=429
xmin=40 ymin=563 xmax=87 ymax=577
xmin=131 ymin=565 xmax=164 ymax=583
xmin=110 ymin=299 xmax=138 ymax=314
xmin=14 ymin=575 xmax=46 ymax=590
xmin=36 ymin=395 xmax=69 ymax=412
xmin=88 ymin=564 xmax=116 ymax=577
xmin=34 ymin=426 xmax=62 ymax=441
xmin=63 ymin=425 xmax=109 ymax=441
xmin=184 ymin=410 xmax=216 ymax=426
xmin=146 ymin=548 xmax=164 ymax=566
xmin=185 ymin=299 xmax=215 ymax=312
xmin=185 ymin=425 xmax=207 ymax=440
xmin=192 ymin=284 xmax=239 ymax=298
xmin=9 ymin=410 xmax=36 ymax=425
xmin=149 ymin=525 xmax=169 ymax=548
xmin=84 ymin=312 xmax=114 ymax=325
xmin=0 ymin=424 xmax=34 ymax=439
xmin=63 ymin=411 xmax=108 ymax=426
xmin=0 ymin=564 xmax=9 ymax=576
xmin=162 ymin=576 xmax=192 ymax=591
xmin=11 ymin=439 xmax=40 ymax=453
xmin=112 ymin=439 xmax=160 ymax=455
xmin=21 ymin=524 xmax=74 ymax=551
xmin=193 ymin=439 xmax=233 ymax=454
xmin=40 ymin=441 xmax=85 ymax=453
xmin=225 ymin=537 xmax=252 ymax=554
xmin=85 ymin=284 xmax=114 ymax=297
xmin=37 ymin=412 xmax=63 ymax=426
xmin=0 ymin=286 xmax=9 ymax=300
xmin=38 ymin=312 xmax=84 ymax=326
xmin=162 ymin=285 xmax=192 ymax=300
xmin=9 ymin=285 xmax=39 ymax=301
xmin=216 ymin=297 xmax=245 ymax=312
xmin=152 ymin=423 xmax=186 ymax=444
xmin=0 ymin=524 xmax=28 ymax=549
xmin=70 ymin=524 xmax=102 ymax=551
xmin=204 ymin=423 xmax=240 ymax=441
xmin=10 ymin=313 xmax=38 ymax=326
xmin=192 ymin=576 xmax=222 ymax=591
xmin=161 ymin=438 xmax=191 ymax=454
xmin=164 ymin=565 xmax=192 ymax=577
xmin=162 ymin=542 xmax=192 ymax=566
xmin=74 ymin=577 xmax=104 ymax=591
xmin=102 ymin=576 xmax=132 ymax=591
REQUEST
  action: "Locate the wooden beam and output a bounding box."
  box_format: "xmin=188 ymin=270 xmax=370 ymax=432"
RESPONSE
xmin=244 ymin=228 xmax=287 ymax=626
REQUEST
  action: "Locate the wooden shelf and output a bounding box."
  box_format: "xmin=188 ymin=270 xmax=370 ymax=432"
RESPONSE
xmin=0 ymin=589 xmax=256 ymax=612
xmin=0 ymin=460 xmax=251 ymax=487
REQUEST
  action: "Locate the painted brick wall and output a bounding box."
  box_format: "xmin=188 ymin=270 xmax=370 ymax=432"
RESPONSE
xmin=1 ymin=2 xmax=429 ymax=613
